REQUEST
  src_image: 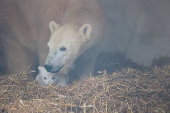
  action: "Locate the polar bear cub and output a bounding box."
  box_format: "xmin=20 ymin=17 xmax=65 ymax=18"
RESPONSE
xmin=35 ymin=66 xmax=68 ymax=87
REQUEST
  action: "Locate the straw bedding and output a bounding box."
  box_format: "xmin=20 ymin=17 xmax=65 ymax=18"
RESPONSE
xmin=0 ymin=63 xmax=170 ymax=113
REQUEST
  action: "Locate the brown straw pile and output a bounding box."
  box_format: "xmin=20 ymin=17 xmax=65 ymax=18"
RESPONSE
xmin=0 ymin=64 xmax=170 ymax=113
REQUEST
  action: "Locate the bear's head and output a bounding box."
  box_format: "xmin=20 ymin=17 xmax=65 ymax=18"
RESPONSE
xmin=44 ymin=21 xmax=92 ymax=73
xmin=38 ymin=66 xmax=57 ymax=86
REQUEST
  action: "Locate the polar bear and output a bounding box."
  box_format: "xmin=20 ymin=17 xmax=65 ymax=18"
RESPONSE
xmin=44 ymin=0 xmax=107 ymax=80
xmin=0 ymin=0 xmax=107 ymax=80
xmin=35 ymin=66 xmax=68 ymax=87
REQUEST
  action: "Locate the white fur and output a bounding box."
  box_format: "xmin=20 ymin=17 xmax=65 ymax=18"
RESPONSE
xmin=45 ymin=23 xmax=90 ymax=74
xmin=35 ymin=66 xmax=68 ymax=87
xmin=44 ymin=0 xmax=107 ymax=80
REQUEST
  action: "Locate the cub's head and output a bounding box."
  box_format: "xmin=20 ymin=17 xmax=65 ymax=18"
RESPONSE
xmin=38 ymin=66 xmax=57 ymax=86
xmin=44 ymin=21 xmax=92 ymax=73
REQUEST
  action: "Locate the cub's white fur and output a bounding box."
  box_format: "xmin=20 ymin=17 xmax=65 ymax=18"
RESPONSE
xmin=35 ymin=66 xmax=68 ymax=87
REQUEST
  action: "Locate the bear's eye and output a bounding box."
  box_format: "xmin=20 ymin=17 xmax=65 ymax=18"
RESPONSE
xmin=52 ymin=77 xmax=55 ymax=80
xmin=44 ymin=77 xmax=47 ymax=80
xmin=84 ymin=27 xmax=87 ymax=34
xmin=60 ymin=47 xmax=66 ymax=51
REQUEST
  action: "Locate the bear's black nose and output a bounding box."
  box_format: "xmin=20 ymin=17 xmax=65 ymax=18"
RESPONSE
xmin=44 ymin=65 xmax=53 ymax=72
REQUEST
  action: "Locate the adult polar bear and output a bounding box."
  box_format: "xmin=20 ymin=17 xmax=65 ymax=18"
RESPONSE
xmin=44 ymin=0 xmax=107 ymax=80
xmin=0 ymin=0 xmax=107 ymax=82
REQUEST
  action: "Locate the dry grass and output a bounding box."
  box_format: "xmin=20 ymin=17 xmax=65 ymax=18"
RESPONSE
xmin=0 ymin=64 xmax=170 ymax=113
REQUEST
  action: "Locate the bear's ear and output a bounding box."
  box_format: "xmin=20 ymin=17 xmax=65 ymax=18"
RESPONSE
xmin=49 ymin=21 xmax=60 ymax=34
xmin=79 ymin=24 xmax=92 ymax=42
